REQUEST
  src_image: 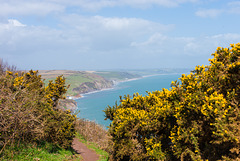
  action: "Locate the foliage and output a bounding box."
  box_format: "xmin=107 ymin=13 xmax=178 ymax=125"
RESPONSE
xmin=1 ymin=141 xmax=82 ymax=161
xmin=104 ymin=43 xmax=240 ymax=161
xmin=0 ymin=58 xmax=17 ymax=75
xmin=0 ymin=70 xmax=76 ymax=157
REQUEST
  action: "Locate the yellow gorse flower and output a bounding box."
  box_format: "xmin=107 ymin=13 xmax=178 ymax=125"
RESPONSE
xmin=105 ymin=43 xmax=240 ymax=160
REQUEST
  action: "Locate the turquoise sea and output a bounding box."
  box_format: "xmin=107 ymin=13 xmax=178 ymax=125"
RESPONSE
xmin=76 ymin=73 xmax=183 ymax=127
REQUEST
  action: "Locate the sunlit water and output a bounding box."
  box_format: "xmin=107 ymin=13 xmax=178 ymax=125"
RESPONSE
xmin=76 ymin=73 xmax=182 ymax=127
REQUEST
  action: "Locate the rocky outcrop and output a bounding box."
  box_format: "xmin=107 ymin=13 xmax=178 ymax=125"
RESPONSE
xmin=57 ymin=99 xmax=78 ymax=113
xmin=72 ymin=79 xmax=113 ymax=94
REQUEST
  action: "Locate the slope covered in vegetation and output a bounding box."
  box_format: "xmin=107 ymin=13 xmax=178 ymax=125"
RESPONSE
xmin=94 ymin=71 xmax=141 ymax=82
xmin=40 ymin=70 xmax=140 ymax=97
xmin=104 ymin=43 xmax=240 ymax=160
xmin=0 ymin=68 xmax=77 ymax=159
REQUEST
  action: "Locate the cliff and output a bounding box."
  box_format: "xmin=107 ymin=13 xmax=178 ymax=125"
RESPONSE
xmin=39 ymin=70 xmax=140 ymax=97
xmin=57 ymin=99 xmax=78 ymax=113
xmin=72 ymin=79 xmax=113 ymax=94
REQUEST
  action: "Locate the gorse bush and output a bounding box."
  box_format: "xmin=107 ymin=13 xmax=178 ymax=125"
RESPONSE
xmin=0 ymin=70 xmax=76 ymax=156
xmin=104 ymin=43 xmax=240 ymax=161
xmin=0 ymin=58 xmax=17 ymax=75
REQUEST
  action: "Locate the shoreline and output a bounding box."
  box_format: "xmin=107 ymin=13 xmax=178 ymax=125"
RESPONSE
xmin=80 ymin=87 xmax=115 ymax=98
xmin=71 ymin=72 xmax=186 ymax=100
xmin=73 ymin=76 xmax=143 ymax=100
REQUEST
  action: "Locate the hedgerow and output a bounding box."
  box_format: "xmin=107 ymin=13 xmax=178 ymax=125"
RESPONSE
xmin=0 ymin=70 xmax=76 ymax=156
xmin=104 ymin=43 xmax=240 ymax=161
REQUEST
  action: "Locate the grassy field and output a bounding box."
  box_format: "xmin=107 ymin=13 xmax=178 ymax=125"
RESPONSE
xmin=40 ymin=70 xmax=102 ymax=96
xmin=94 ymin=71 xmax=140 ymax=81
xmin=64 ymin=74 xmax=94 ymax=96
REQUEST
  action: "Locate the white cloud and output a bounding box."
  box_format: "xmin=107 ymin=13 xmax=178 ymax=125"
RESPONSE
xmin=99 ymin=17 xmax=135 ymax=30
xmin=195 ymin=9 xmax=223 ymax=18
xmin=50 ymin=0 xmax=199 ymax=9
xmin=0 ymin=0 xmax=200 ymax=17
xmin=0 ymin=1 xmax=64 ymax=16
xmin=119 ymin=0 xmax=178 ymax=8
xmin=71 ymin=0 xmax=200 ymax=10
xmin=130 ymin=32 xmax=240 ymax=57
xmin=131 ymin=33 xmax=168 ymax=47
xmin=195 ymin=1 xmax=240 ymax=18
xmin=0 ymin=14 xmax=239 ymax=69
xmin=228 ymin=1 xmax=240 ymax=14
xmin=183 ymin=33 xmax=240 ymax=55
xmin=228 ymin=1 xmax=240 ymax=6
xmin=94 ymin=16 xmax=174 ymax=31
xmin=0 ymin=19 xmax=26 ymax=32
xmin=58 ymin=15 xmax=174 ymax=51
xmin=0 ymin=16 xmax=173 ymax=60
xmin=8 ymin=19 xmax=26 ymax=27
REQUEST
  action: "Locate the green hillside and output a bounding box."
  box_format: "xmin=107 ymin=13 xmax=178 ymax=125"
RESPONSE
xmin=40 ymin=70 xmax=141 ymax=97
xmin=94 ymin=71 xmax=141 ymax=81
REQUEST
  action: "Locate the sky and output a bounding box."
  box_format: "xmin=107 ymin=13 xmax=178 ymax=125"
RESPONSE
xmin=0 ymin=0 xmax=240 ymax=70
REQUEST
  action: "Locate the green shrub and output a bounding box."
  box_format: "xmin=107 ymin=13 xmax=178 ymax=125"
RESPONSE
xmin=0 ymin=70 xmax=76 ymax=156
xmin=104 ymin=43 xmax=240 ymax=161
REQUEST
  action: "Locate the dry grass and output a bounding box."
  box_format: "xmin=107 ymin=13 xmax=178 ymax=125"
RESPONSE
xmin=75 ymin=119 xmax=112 ymax=153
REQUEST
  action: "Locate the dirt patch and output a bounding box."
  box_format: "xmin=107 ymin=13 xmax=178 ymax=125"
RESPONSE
xmin=72 ymin=138 xmax=99 ymax=161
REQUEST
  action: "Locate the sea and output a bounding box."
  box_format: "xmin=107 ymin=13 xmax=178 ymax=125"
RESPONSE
xmin=75 ymin=73 xmax=183 ymax=128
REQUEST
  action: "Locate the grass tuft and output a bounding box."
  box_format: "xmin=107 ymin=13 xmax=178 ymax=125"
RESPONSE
xmin=1 ymin=142 xmax=82 ymax=161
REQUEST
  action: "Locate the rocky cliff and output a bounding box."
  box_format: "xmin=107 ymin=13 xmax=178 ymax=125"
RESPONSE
xmin=72 ymin=79 xmax=113 ymax=94
xmin=57 ymin=99 xmax=78 ymax=113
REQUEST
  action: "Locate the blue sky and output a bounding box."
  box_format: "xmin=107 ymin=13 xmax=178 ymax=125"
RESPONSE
xmin=0 ymin=0 xmax=240 ymax=70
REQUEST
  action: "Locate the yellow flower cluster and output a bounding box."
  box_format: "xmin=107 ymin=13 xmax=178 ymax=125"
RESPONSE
xmin=44 ymin=76 xmax=67 ymax=106
xmin=2 ymin=69 xmax=75 ymax=149
xmin=105 ymin=43 xmax=240 ymax=160
xmin=145 ymin=138 xmax=165 ymax=160
xmin=13 ymin=76 xmax=24 ymax=87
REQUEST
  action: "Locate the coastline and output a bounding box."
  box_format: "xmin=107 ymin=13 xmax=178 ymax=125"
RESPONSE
xmin=74 ymin=72 xmax=184 ymax=127
xmin=70 ymin=73 xmax=185 ymax=100
xmin=80 ymin=87 xmax=115 ymax=98
xmin=73 ymin=76 xmax=143 ymax=100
